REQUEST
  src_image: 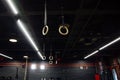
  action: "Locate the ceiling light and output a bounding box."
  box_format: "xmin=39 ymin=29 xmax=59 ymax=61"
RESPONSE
xmin=17 ymin=19 xmax=39 ymax=51
xmin=80 ymin=66 xmax=83 ymax=70
xmin=84 ymin=37 xmax=120 ymax=59
xmin=9 ymin=38 xmax=17 ymax=42
xmin=0 ymin=53 xmax=13 ymax=59
xmin=99 ymin=37 xmax=120 ymax=50
xmin=23 ymin=56 xmax=28 ymax=59
xmin=37 ymin=52 xmax=44 ymax=60
xmin=5 ymin=0 xmax=18 ymax=15
xmin=17 ymin=19 xmax=43 ymax=60
xmin=40 ymin=64 xmax=45 ymax=70
xmin=84 ymin=50 xmax=99 ymax=59
xmin=31 ymin=64 xmax=37 ymax=70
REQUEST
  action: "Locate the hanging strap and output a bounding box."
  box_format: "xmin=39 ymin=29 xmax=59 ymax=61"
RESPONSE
xmin=49 ymin=46 xmax=53 ymax=60
xmin=43 ymin=43 xmax=45 ymax=54
xmin=42 ymin=44 xmax=46 ymax=60
xmin=50 ymin=46 xmax=52 ymax=56
xmin=44 ymin=0 xmax=47 ymax=26
xmin=61 ymin=7 xmax=64 ymax=24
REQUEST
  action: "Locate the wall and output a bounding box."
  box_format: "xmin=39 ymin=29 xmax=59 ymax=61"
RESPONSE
xmin=0 ymin=61 xmax=96 ymax=80
xmin=0 ymin=66 xmax=24 ymax=80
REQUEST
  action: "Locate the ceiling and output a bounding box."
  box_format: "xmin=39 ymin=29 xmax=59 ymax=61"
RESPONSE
xmin=0 ymin=0 xmax=120 ymax=63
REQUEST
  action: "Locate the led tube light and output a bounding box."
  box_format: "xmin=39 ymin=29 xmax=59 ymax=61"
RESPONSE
xmin=84 ymin=37 xmax=120 ymax=59
xmin=5 ymin=0 xmax=18 ymax=15
xmin=37 ymin=51 xmax=44 ymax=60
xmin=17 ymin=19 xmax=43 ymax=60
xmin=84 ymin=50 xmax=99 ymax=59
xmin=0 ymin=53 xmax=13 ymax=59
xmin=17 ymin=19 xmax=39 ymax=51
xmin=99 ymin=37 xmax=120 ymax=50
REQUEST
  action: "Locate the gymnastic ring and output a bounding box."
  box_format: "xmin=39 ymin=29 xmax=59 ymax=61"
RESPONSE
xmin=59 ymin=25 xmax=69 ymax=35
xmin=42 ymin=25 xmax=49 ymax=35
xmin=49 ymin=61 xmax=53 ymax=64
xmin=42 ymin=56 xmax=46 ymax=60
xmin=49 ymin=56 xmax=53 ymax=60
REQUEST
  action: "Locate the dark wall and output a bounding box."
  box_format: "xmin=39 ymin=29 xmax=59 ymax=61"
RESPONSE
xmin=0 ymin=66 xmax=24 ymax=80
xmin=0 ymin=62 xmax=96 ymax=80
xmin=28 ymin=67 xmax=95 ymax=80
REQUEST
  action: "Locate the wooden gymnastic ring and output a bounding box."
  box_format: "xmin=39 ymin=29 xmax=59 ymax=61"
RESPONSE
xmin=59 ymin=24 xmax=69 ymax=35
xmin=49 ymin=61 xmax=53 ymax=64
xmin=42 ymin=56 xmax=46 ymax=60
xmin=49 ymin=56 xmax=53 ymax=60
xmin=42 ymin=25 xmax=49 ymax=35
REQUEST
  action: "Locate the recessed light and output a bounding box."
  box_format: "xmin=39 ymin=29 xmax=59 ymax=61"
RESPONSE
xmin=9 ymin=39 xmax=17 ymax=42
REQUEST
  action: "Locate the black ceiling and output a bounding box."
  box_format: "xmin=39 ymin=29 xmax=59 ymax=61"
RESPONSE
xmin=0 ymin=0 xmax=120 ymax=63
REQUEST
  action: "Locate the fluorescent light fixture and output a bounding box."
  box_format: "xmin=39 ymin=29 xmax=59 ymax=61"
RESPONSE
xmin=5 ymin=0 xmax=18 ymax=15
xmin=84 ymin=37 xmax=120 ymax=59
xmin=37 ymin=52 xmax=44 ymax=60
xmin=0 ymin=53 xmax=13 ymax=59
xmin=99 ymin=37 xmax=120 ymax=50
xmin=31 ymin=64 xmax=37 ymax=70
xmin=40 ymin=64 xmax=45 ymax=70
xmin=17 ymin=19 xmax=38 ymax=51
xmin=84 ymin=50 xmax=99 ymax=59
xmin=17 ymin=19 xmax=43 ymax=60
xmin=9 ymin=39 xmax=17 ymax=42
